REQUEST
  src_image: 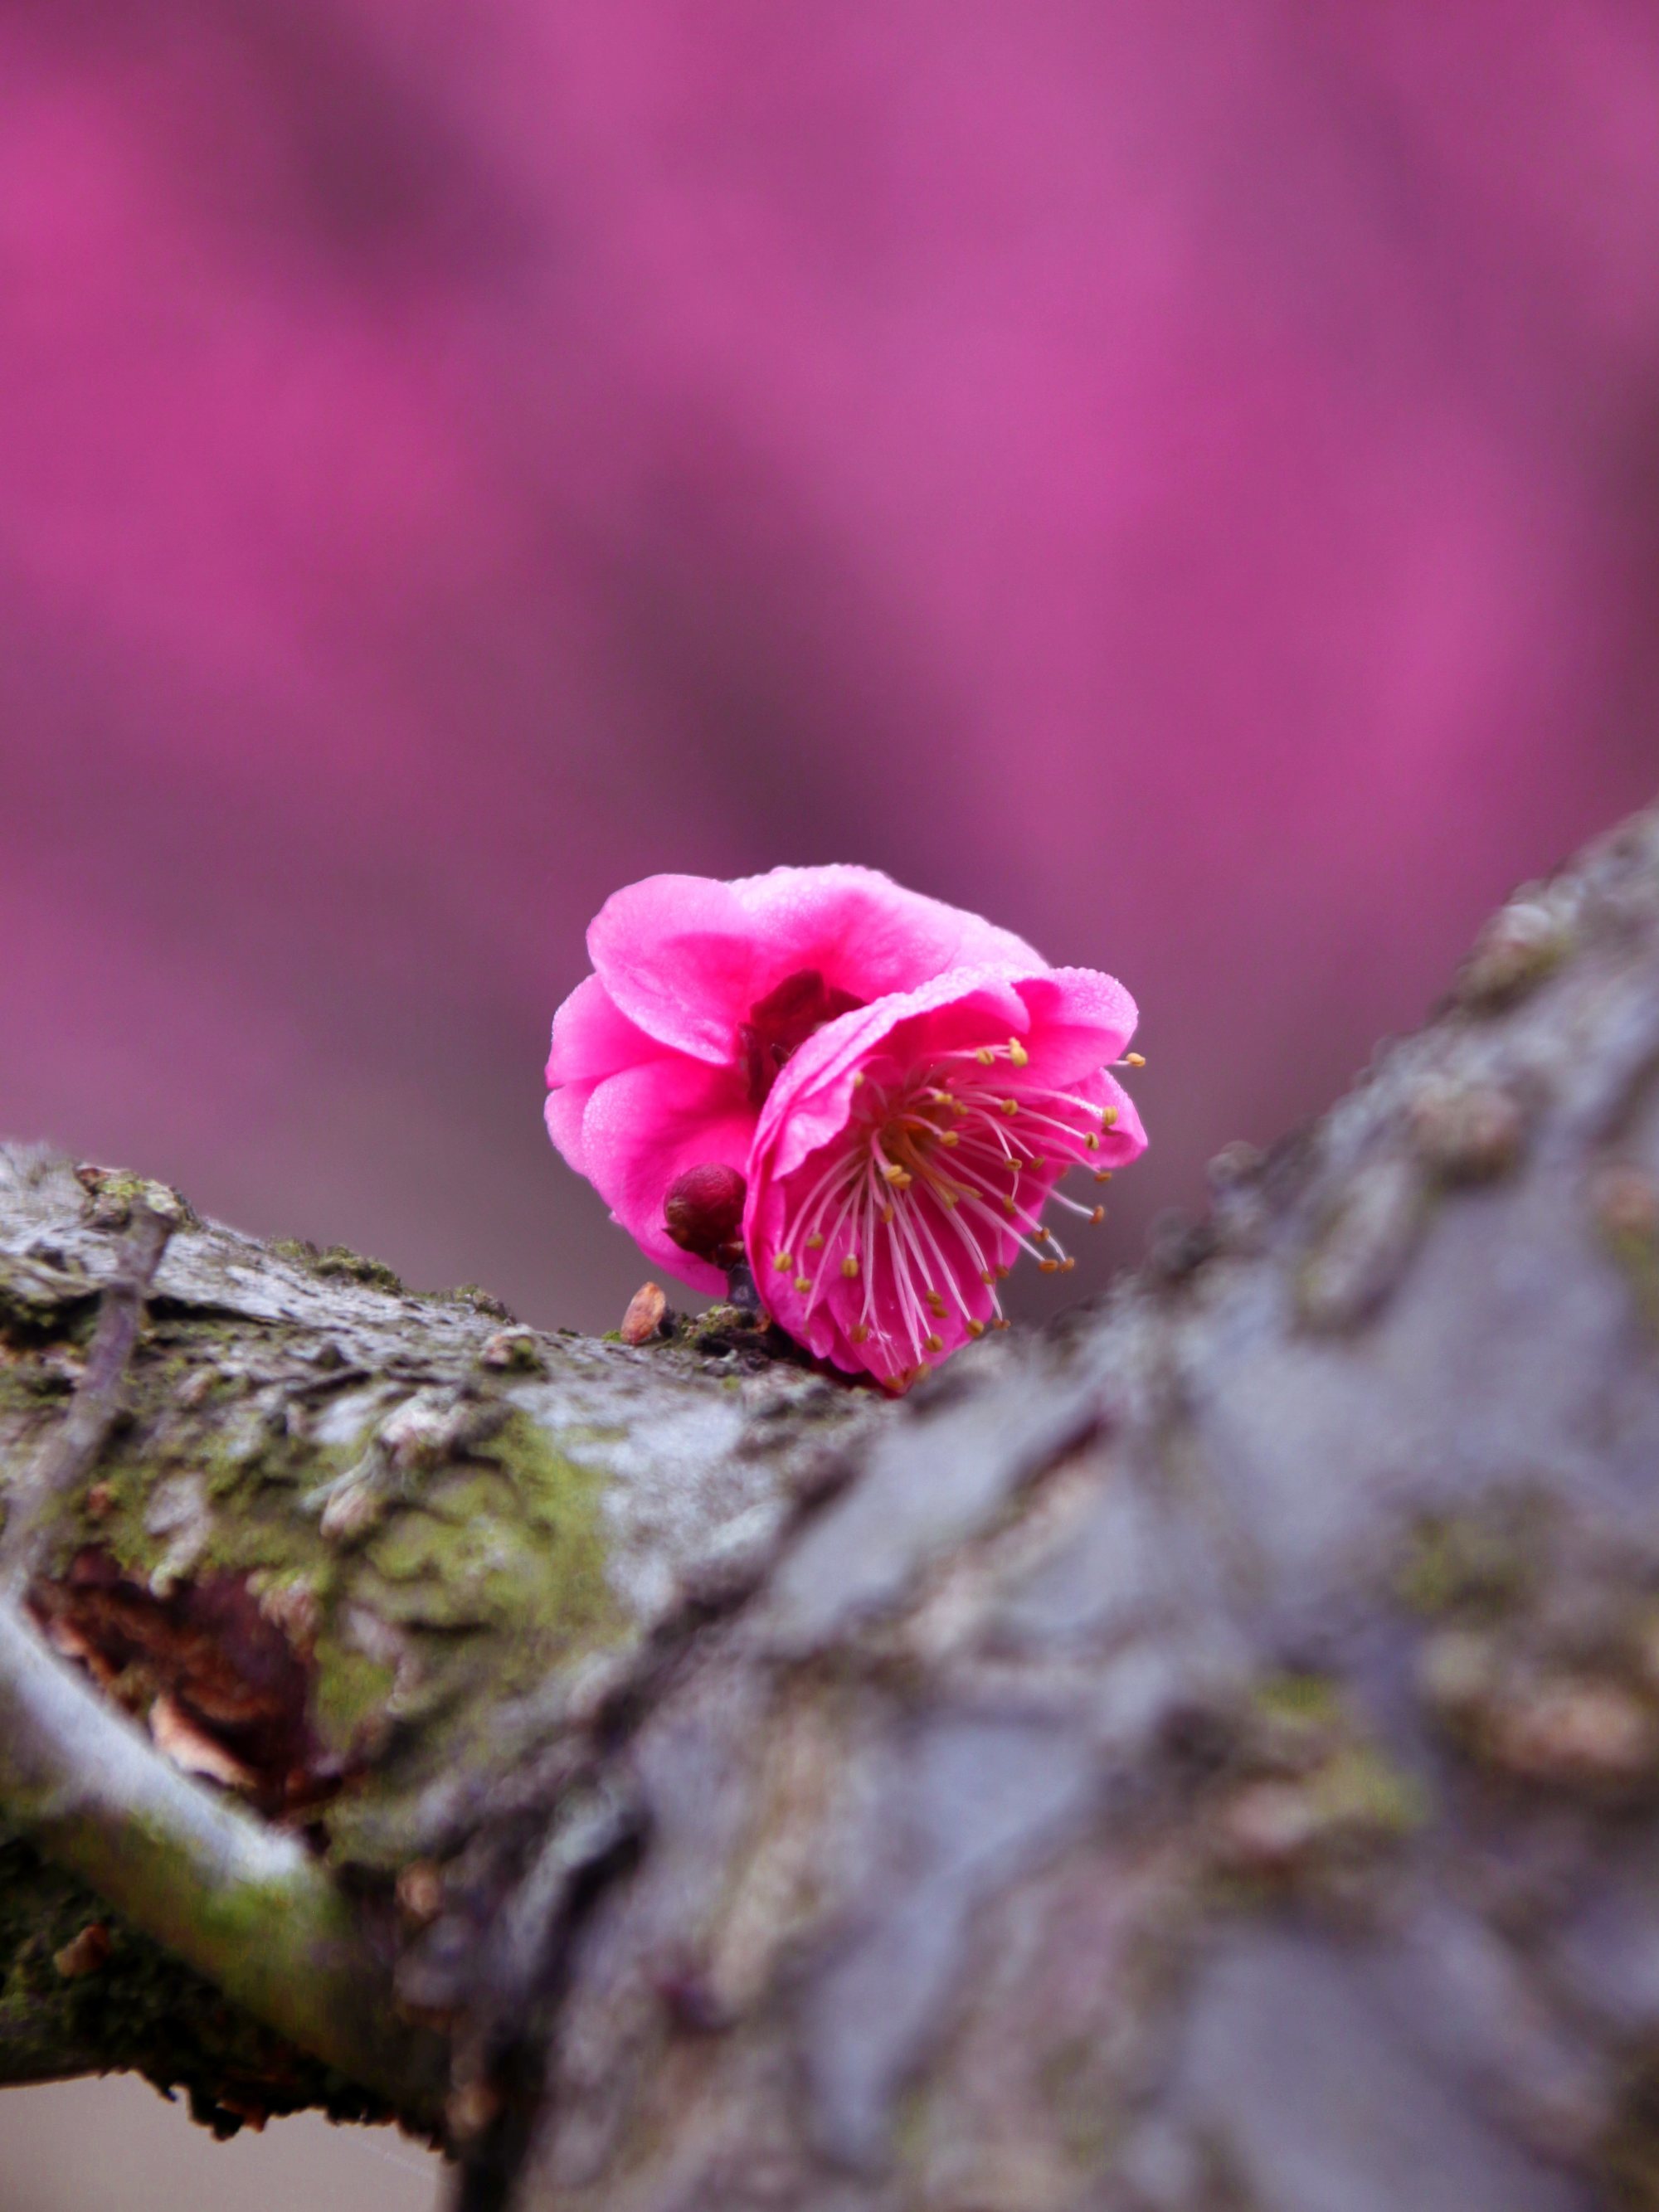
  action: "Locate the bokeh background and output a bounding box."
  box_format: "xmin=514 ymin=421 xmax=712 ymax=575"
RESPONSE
xmin=2 ymin=2 xmax=1659 ymax=2204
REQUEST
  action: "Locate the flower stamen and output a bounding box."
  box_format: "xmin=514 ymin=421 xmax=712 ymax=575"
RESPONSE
xmin=761 ymin=1027 xmax=1140 ymax=1388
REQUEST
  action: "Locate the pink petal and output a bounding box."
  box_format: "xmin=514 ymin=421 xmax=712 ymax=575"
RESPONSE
xmin=725 ymin=865 xmax=1044 ymax=1001
xmin=546 ymin=972 xmax=679 ymax=1179
xmin=587 ymin=874 xmax=764 ymax=1063
xmin=743 ymin=958 xmax=1146 ymax=1386
xmin=543 ymin=1079 xmax=596 ymax=1176
xmin=580 ymin=1053 xmax=754 ymax=1292
xmin=546 ymin=972 xmax=663 ymax=1087
xmin=1012 ymin=968 xmax=1140 ymax=1081
xmin=587 ymin=865 xmax=1045 ymax=1063
xmin=1095 ymin=1072 xmax=1148 ymax=1165
xmin=750 ymin=965 xmax=1034 ymax=1186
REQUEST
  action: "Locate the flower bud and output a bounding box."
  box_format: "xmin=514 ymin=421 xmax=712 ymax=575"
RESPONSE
xmin=664 ymin=1163 xmax=747 ymax=1266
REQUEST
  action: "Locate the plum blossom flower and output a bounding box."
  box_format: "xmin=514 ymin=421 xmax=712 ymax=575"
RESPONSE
xmin=743 ymin=965 xmax=1146 ymax=1388
xmin=545 ymin=867 xmax=1041 ymax=1291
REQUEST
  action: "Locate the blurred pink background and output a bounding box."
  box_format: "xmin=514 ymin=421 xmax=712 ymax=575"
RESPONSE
xmin=2 ymin=0 xmax=1657 ymax=1341
xmin=2 ymin=5 xmax=1659 ymax=2205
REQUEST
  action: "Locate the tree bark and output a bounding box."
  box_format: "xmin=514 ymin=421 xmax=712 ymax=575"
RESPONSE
xmin=7 ymin=803 xmax=1659 ymax=2209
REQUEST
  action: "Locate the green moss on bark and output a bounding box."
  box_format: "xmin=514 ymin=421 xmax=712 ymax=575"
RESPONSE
xmin=0 ymin=1836 xmax=390 ymax=2134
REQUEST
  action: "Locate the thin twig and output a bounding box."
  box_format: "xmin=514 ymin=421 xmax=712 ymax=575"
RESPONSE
xmin=0 ymin=1193 xmax=450 ymax=2119
xmin=0 ymin=1602 xmax=449 ymax=2122
xmin=0 ymin=1198 xmax=173 ymax=1594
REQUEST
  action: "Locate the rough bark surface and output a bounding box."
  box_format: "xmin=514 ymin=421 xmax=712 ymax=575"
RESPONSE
xmin=7 ymin=803 xmax=1659 ymax=2209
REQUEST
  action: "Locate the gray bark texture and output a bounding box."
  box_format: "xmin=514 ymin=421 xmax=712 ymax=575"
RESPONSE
xmin=7 ymin=803 xmax=1659 ymax=2210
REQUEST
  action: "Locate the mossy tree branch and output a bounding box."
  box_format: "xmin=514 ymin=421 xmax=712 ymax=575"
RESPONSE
xmin=7 ymin=804 xmax=1659 ymax=2210
xmin=0 ymin=1132 xmax=882 ymax=2145
xmin=0 ymin=1599 xmax=450 ymax=2117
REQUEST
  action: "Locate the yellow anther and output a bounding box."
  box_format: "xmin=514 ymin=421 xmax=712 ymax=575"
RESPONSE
xmin=850 ymin=1070 xmax=864 ymax=1088
xmin=1008 ymin=1157 xmax=1022 ymax=1175
xmin=1059 ymin=1257 xmax=1076 ymax=1272
xmin=840 ymin=1255 xmax=860 ymax=1279
xmin=980 ymin=1268 xmax=995 ymax=1286
xmin=1124 ymin=1052 xmax=1146 ymax=1068
xmin=850 ymin=1322 xmax=869 ymax=1344
xmin=1002 ymin=1196 xmax=1018 ymax=1215
xmin=1094 ymin=1168 xmax=1113 ymax=1183
xmin=1001 ymin=1098 xmax=1019 ymax=1116
xmin=993 ymin=1316 xmax=1011 ymax=1331
xmin=773 ymin=1252 xmax=794 ymax=1272
xmin=1085 ymin=1133 xmax=1100 ymax=1151
xmin=941 ymin=1192 xmax=959 ymax=1208
xmin=1039 ymin=1258 xmax=1060 ymax=1273
xmin=966 ymin=1318 xmax=985 ymax=1338
xmin=1102 ymin=1106 xmax=1119 ymax=1127
xmin=1033 ymin=1224 xmax=1050 ymax=1242
xmin=926 ymin=1291 xmax=946 ymax=1318
xmin=975 ymin=1047 xmax=995 ymax=1065
xmin=882 ymin=1163 xmax=910 ymax=1186
xmin=1090 ymin=1205 xmax=1106 ymax=1224
xmin=1008 ymin=1038 xmax=1029 ymax=1067
xmin=793 ymin=1276 xmax=811 ymax=1294
xmin=882 ymin=1203 xmax=895 ymax=1225
xmin=925 ymin=1333 xmax=944 ymax=1353
xmin=805 ymin=1231 xmax=825 ymax=1249
xmin=941 ymin=1129 xmax=959 ymax=1147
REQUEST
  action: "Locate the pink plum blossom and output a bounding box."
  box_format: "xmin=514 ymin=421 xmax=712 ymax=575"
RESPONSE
xmin=744 ymin=965 xmax=1146 ymax=1388
xmin=545 ymin=866 xmax=1042 ymax=1291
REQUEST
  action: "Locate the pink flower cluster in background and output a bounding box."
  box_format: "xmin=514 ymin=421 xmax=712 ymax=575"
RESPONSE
xmin=547 ymin=867 xmax=1146 ymax=1386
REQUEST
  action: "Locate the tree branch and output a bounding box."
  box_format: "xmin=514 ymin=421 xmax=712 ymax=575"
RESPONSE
xmin=0 ymin=1598 xmax=449 ymax=2117
xmin=5 ymin=803 xmax=1659 ymax=2211
xmin=0 ymin=1135 xmax=883 ymax=2137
